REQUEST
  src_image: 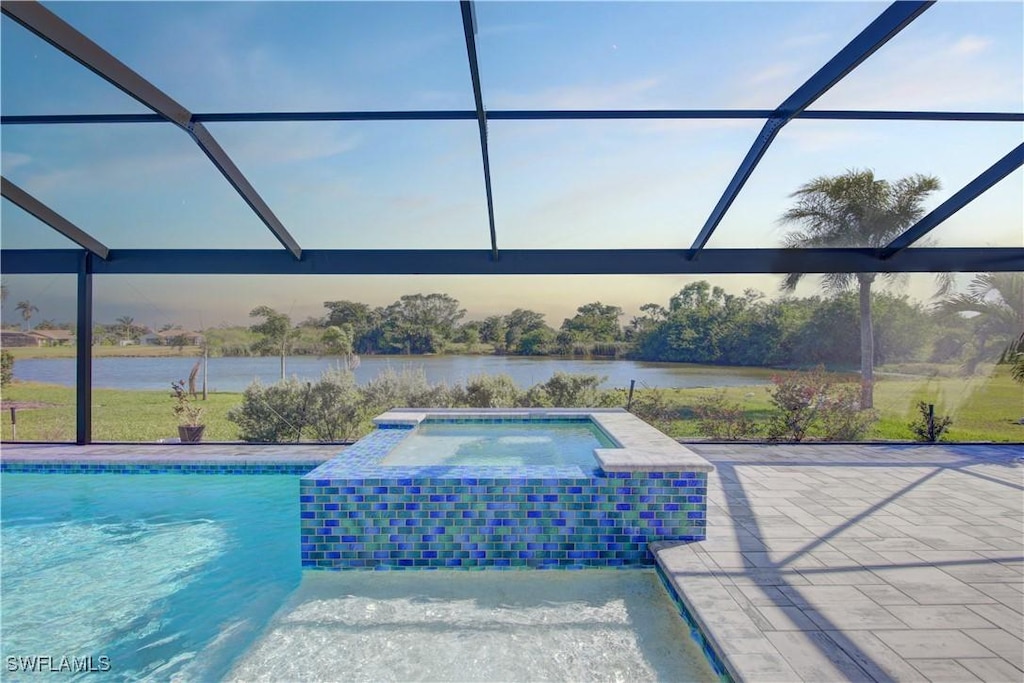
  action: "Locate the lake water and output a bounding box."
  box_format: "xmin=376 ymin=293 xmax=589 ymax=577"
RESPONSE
xmin=13 ymin=355 xmax=771 ymax=393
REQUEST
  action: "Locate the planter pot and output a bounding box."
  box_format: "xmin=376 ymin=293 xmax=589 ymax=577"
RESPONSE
xmin=178 ymin=425 xmax=206 ymax=443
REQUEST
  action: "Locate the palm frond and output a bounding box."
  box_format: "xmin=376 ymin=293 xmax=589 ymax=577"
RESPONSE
xmin=779 ymin=271 xmax=804 ymax=293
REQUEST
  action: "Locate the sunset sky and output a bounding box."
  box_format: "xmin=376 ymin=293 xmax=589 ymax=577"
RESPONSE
xmin=2 ymin=1 xmax=1021 ymax=329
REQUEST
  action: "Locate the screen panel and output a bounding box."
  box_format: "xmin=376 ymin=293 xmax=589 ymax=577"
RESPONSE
xmin=0 ymin=14 xmax=149 ymax=116
xmin=1 ymin=198 xmax=82 ymax=249
xmin=206 ymin=121 xmax=491 ymax=249
xmin=1 ymin=123 xmax=282 ymax=249
xmin=489 ymin=119 xmax=765 ymax=249
xmin=705 ymin=120 xmax=1023 ymax=249
xmin=811 ymin=1 xmax=1024 ymax=112
xmin=474 ymin=1 xmax=889 ymax=110
xmin=40 ymin=1 xmax=474 ymax=113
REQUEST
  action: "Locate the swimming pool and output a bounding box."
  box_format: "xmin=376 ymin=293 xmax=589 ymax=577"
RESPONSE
xmin=0 ymin=467 xmax=727 ymax=682
xmin=381 ymin=418 xmax=615 ymax=468
xmin=226 ymin=569 xmax=722 ymax=681
xmin=0 ymin=473 xmax=300 ymax=681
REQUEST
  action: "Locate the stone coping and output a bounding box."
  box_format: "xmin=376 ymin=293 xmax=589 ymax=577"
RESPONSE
xmin=372 ymin=408 xmax=715 ymax=474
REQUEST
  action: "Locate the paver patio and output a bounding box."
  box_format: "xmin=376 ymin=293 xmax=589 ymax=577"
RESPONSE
xmin=660 ymin=444 xmax=1024 ymax=682
xmin=3 ymin=442 xmax=1022 ymax=681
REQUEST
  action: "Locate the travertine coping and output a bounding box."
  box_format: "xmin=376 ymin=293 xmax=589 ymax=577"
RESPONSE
xmin=372 ymin=408 xmax=715 ymax=474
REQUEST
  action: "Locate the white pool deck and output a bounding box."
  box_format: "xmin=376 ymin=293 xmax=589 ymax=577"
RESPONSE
xmin=2 ymin=441 xmax=1022 ymax=682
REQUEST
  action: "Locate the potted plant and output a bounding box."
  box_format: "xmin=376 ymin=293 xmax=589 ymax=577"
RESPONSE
xmin=171 ymin=379 xmax=205 ymax=443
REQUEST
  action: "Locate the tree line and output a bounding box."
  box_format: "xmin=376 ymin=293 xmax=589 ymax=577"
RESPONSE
xmin=215 ymin=273 xmax=1018 ymax=377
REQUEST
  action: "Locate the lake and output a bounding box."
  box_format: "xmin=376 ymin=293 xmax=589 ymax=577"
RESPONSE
xmin=13 ymin=355 xmax=772 ymax=393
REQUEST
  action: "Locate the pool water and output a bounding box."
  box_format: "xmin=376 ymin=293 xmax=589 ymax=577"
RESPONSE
xmin=1 ymin=471 xmax=719 ymax=682
xmin=227 ymin=570 xmax=720 ymax=682
xmin=381 ymin=420 xmax=616 ymax=468
xmin=0 ymin=474 xmax=300 ymax=682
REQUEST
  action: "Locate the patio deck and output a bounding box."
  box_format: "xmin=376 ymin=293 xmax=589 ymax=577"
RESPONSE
xmin=2 ymin=442 xmax=1021 ymax=682
xmin=659 ymin=443 xmax=1024 ymax=682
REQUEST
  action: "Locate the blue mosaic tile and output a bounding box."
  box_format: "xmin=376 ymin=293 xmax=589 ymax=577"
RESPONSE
xmin=300 ymin=418 xmax=710 ymax=570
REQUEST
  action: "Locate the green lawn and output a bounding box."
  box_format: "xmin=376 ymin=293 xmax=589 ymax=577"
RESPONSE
xmin=1 ymin=382 xmax=240 ymax=442
xmin=2 ymin=367 xmax=1021 ymax=443
xmin=6 ymin=345 xmax=204 ymax=360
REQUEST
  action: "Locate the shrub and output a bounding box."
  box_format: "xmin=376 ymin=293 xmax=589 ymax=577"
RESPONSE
xmin=228 ymin=369 xmax=364 ymax=442
xmin=765 ymin=367 xmax=876 ymax=442
xmin=818 ymin=384 xmax=876 ymax=441
xmin=694 ymin=390 xmax=759 ymax=440
xmin=628 ymin=388 xmax=677 ymax=433
xmin=0 ymin=350 xmax=13 ymax=387
xmin=909 ymin=401 xmax=953 ymax=442
xmin=359 ymin=366 xmax=431 ymax=414
xmin=414 ymin=381 xmax=467 ymax=408
xmin=228 ymin=378 xmax=309 ymax=442
xmin=464 ymin=374 xmax=522 ymax=408
xmin=304 ymin=368 xmax=364 ymax=442
xmin=530 ymin=372 xmax=615 ymax=408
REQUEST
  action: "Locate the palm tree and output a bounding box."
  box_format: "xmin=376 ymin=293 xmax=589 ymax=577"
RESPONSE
xmin=1011 ymin=331 xmax=1024 ymax=385
xmin=15 ymin=300 xmax=39 ymax=330
xmin=937 ymin=272 xmax=1024 ymax=373
xmin=779 ymin=169 xmax=943 ymax=409
xmin=116 ymin=315 xmax=135 ymax=343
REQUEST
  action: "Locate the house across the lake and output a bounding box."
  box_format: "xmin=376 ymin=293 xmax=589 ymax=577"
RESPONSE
xmin=0 ymin=329 xmax=75 ymax=347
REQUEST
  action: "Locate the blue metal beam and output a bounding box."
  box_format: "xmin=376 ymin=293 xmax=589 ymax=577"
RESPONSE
xmin=1 ymin=177 xmax=110 ymax=259
xmin=461 ymin=1 xmax=499 ymax=261
xmin=882 ymin=143 xmax=1024 ymax=258
xmin=1 ymin=0 xmax=302 ymax=259
xmin=6 ymin=110 xmax=1021 ymax=126
xmin=76 ymin=253 xmax=93 ymax=445
xmin=689 ymin=0 xmax=935 ymax=255
xmin=4 ymin=248 xmax=1021 ymax=276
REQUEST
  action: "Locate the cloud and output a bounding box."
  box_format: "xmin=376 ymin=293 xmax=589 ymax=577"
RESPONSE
xmin=746 ymin=63 xmax=800 ymax=87
xmin=1 ymin=152 xmax=32 ymax=173
xmin=211 ymin=123 xmax=364 ymax=168
xmin=782 ymin=125 xmax=880 ymax=153
xmin=950 ymin=35 xmax=992 ymax=56
xmin=14 ymin=142 xmax=197 ymax=197
xmin=810 ymin=34 xmax=1021 ymax=110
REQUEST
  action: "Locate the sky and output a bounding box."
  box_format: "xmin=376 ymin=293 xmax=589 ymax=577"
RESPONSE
xmin=1 ymin=1 xmax=1022 ymax=329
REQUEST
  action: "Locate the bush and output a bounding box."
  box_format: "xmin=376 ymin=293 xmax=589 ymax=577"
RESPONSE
xmin=228 ymin=378 xmax=309 ymax=442
xmin=1 ymin=350 xmax=13 ymax=387
xmin=766 ymin=367 xmax=873 ymax=442
xmin=228 ymin=369 xmax=363 ymax=442
xmin=909 ymin=401 xmax=953 ymax=442
xmin=528 ymin=372 xmax=615 ymax=408
xmin=359 ymin=366 xmax=431 ymax=414
xmin=694 ymin=390 xmax=759 ymax=440
xmin=414 ymin=381 xmax=467 ymax=408
xmin=818 ymin=384 xmax=875 ymax=441
xmin=465 ymin=374 xmax=522 ymax=408
xmin=628 ymin=388 xmax=677 ymax=433
xmin=305 ymin=368 xmax=363 ymax=442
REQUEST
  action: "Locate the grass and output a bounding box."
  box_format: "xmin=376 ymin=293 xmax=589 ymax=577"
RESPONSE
xmin=2 ymin=366 xmax=1020 ymax=443
xmin=625 ymin=366 xmax=1023 ymax=442
xmin=6 ymin=345 xmax=204 ymax=360
xmin=1 ymin=382 xmax=240 ymax=442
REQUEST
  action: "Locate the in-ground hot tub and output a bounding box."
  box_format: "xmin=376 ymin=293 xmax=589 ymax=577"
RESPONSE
xmin=300 ymin=409 xmax=714 ymax=570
